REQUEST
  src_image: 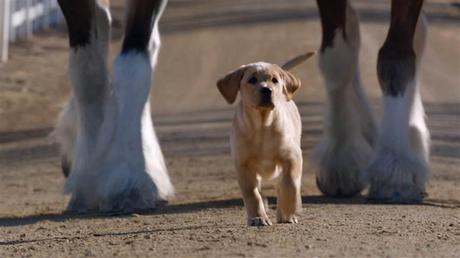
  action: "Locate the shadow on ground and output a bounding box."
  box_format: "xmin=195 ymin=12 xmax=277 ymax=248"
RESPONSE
xmin=0 ymin=194 xmax=458 ymax=230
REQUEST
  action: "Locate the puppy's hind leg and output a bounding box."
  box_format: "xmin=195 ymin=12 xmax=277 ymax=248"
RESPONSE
xmin=313 ymin=1 xmax=376 ymax=197
xmin=237 ymin=165 xmax=272 ymax=226
xmin=277 ymin=151 xmax=302 ymax=224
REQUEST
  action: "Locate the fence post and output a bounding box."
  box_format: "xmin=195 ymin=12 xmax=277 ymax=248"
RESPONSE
xmin=0 ymin=0 xmax=11 ymax=62
xmin=25 ymin=0 xmax=33 ymax=39
xmin=10 ymin=0 xmax=16 ymax=42
xmin=43 ymin=0 xmax=50 ymax=29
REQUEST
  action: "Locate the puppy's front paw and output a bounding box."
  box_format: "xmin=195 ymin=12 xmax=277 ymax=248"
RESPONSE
xmin=248 ymin=216 xmax=272 ymax=226
xmin=277 ymin=213 xmax=298 ymax=224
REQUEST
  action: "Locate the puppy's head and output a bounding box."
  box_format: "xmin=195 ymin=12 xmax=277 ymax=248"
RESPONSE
xmin=217 ymin=62 xmax=301 ymax=110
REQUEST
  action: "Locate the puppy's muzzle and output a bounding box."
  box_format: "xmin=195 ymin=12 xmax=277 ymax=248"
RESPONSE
xmin=259 ymin=87 xmax=274 ymax=108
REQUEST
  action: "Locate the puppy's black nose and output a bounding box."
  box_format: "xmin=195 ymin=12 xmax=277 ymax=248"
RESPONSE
xmin=260 ymin=87 xmax=272 ymax=105
xmin=260 ymin=87 xmax=272 ymax=97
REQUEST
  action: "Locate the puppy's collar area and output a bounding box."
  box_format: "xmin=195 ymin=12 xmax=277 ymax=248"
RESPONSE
xmin=240 ymin=101 xmax=279 ymax=128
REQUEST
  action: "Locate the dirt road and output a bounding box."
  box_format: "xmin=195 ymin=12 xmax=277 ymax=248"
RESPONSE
xmin=0 ymin=0 xmax=459 ymax=257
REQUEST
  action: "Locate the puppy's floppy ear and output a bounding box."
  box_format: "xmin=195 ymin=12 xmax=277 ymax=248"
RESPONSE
xmin=280 ymin=69 xmax=301 ymax=101
xmin=217 ymin=67 xmax=246 ymax=104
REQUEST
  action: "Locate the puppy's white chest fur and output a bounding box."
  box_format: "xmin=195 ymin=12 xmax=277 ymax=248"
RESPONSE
xmin=231 ymin=102 xmax=301 ymax=179
xmin=245 ymin=128 xmax=282 ymax=179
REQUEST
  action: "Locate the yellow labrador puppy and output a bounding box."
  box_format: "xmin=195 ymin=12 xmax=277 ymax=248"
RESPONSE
xmin=217 ymin=55 xmax=312 ymax=226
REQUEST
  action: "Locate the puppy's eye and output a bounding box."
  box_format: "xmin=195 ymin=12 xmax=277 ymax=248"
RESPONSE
xmin=248 ymin=77 xmax=257 ymax=84
xmin=272 ymin=77 xmax=278 ymax=84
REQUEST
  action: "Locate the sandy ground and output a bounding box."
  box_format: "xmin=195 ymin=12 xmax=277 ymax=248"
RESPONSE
xmin=0 ymin=0 xmax=459 ymax=257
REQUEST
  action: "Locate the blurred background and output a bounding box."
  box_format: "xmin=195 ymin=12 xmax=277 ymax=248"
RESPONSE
xmin=0 ymin=0 xmax=459 ymax=132
xmin=1 ymin=0 xmax=460 ymax=210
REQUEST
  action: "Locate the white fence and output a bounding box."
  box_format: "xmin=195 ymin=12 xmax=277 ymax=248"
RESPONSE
xmin=0 ymin=0 xmax=62 ymax=62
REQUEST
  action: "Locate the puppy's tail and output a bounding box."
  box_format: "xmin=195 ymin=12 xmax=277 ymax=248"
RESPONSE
xmin=281 ymin=51 xmax=315 ymax=71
